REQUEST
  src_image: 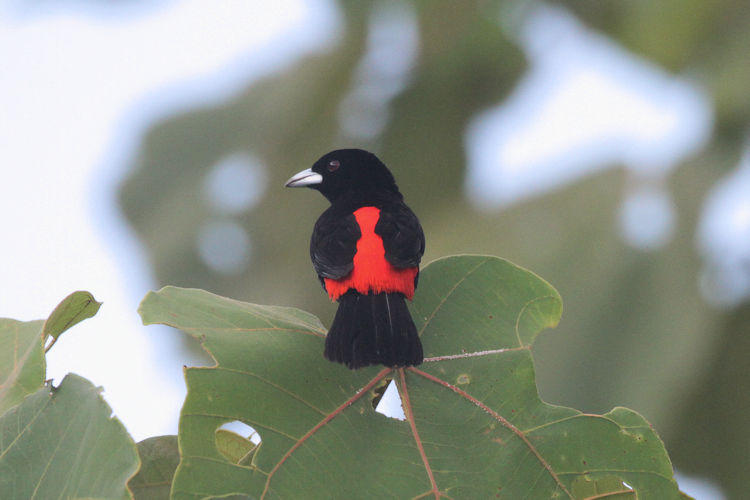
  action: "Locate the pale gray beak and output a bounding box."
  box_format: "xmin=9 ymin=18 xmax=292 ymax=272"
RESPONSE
xmin=285 ymin=168 xmax=323 ymax=188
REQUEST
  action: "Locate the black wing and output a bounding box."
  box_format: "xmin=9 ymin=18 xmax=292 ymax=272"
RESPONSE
xmin=375 ymin=202 xmax=425 ymax=269
xmin=310 ymin=208 xmax=360 ymax=281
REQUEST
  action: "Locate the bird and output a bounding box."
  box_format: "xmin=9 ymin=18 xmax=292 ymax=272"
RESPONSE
xmin=285 ymin=149 xmax=425 ymax=369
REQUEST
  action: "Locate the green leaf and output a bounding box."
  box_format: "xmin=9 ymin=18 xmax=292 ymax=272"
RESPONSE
xmin=0 ymin=373 xmax=140 ymax=499
xmin=0 ymin=319 xmax=45 ymax=416
xmin=0 ymin=291 xmax=102 ymax=416
xmin=411 ymin=255 xmax=563 ymax=354
xmin=129 ymin=435 xmax=180 ymax=500
xmin=139 ymin=255 xmax=682 ymax=499
xmin=42 ymin=290 xmax=102 ymax=351
xmin=215 ymin=430 xmax=258 ymax=466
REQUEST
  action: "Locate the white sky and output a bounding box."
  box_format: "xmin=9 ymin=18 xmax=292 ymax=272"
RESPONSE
xmin=0 ymin=0 xmax=340 ymax=441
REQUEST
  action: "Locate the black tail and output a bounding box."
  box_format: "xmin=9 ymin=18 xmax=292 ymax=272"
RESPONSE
xmin=325 ymin=291 xmax=423 ymax=369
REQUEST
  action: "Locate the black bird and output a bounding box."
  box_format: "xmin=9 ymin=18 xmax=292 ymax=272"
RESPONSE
xmin=285 ymin=149 xmax=425 ymax=369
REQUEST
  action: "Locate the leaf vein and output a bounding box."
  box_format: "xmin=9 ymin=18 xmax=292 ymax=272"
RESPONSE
xmin=31 ymin=392 xmax=84 ymax=499
xmin=417 ymin=258 xmax=488 ymax=336
xmin=424 ymin=347 xmax=526 ymax=363
xmin=260 ymin=368 xmax=392 ymax=499
xmin=180 ymin=326 xmax=326 ymax=338
xmin=213 ymin=366 xmax=327 ymax=415
xmin=181 ymin=412 xmax=299 ymax=442
xmin=409 ymin=367 xmax=574 ymax=499
xmin=514 ymin=295 xmax=559 ymax=347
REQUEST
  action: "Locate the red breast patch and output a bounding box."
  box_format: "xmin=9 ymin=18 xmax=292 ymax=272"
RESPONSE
xmin=324 ymin=206 xmax=418 ymax=301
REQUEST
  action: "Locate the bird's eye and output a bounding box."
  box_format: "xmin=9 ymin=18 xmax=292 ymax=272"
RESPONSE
xmin=327 ymin=160 xmax=340 ymax=172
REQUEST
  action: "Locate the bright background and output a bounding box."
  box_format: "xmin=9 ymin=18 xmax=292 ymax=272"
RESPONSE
xmin=2 ymin=1 xmax=748 ymax=498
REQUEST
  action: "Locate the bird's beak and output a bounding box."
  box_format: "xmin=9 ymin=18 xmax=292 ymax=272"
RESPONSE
xmin=285 ymin=168 xmax=323 ymax=188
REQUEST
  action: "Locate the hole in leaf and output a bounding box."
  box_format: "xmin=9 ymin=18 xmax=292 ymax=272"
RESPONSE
xmin=374 ymin=380 xmax=405 ymax=420
xmin=371 ymin=377 xmax=391 ymax=409
xmin=216 ymin=421 xmax=261 ymax=465
xmin=218 ymin=420 xmax=260 ymax=442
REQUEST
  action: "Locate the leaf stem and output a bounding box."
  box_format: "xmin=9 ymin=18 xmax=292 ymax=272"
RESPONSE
xmin=260 ymin=367 xmax=392 ymax=499
xmin=398 ymin=368 xmax=443 ymax=499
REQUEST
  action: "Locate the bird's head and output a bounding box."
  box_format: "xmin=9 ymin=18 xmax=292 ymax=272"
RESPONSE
xmin=285 ymin=149 xmax=401 ymax=204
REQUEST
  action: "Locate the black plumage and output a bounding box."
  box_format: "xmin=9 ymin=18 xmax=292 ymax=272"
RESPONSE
xmin=286 ymin=149 xmax=425 ymax=369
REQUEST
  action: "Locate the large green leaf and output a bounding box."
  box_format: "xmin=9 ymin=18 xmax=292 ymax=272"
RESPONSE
xmin=139 ymin=255 xmax=682 ymax=499
xmin=0 ymin=373 xmax=140 ymax=499
xmin=0 ymin=319 xmax=45 ymax=416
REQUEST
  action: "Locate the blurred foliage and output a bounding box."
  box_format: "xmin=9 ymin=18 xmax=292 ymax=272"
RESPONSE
xmin=119 ymin=0 xmax=750 ymax=497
